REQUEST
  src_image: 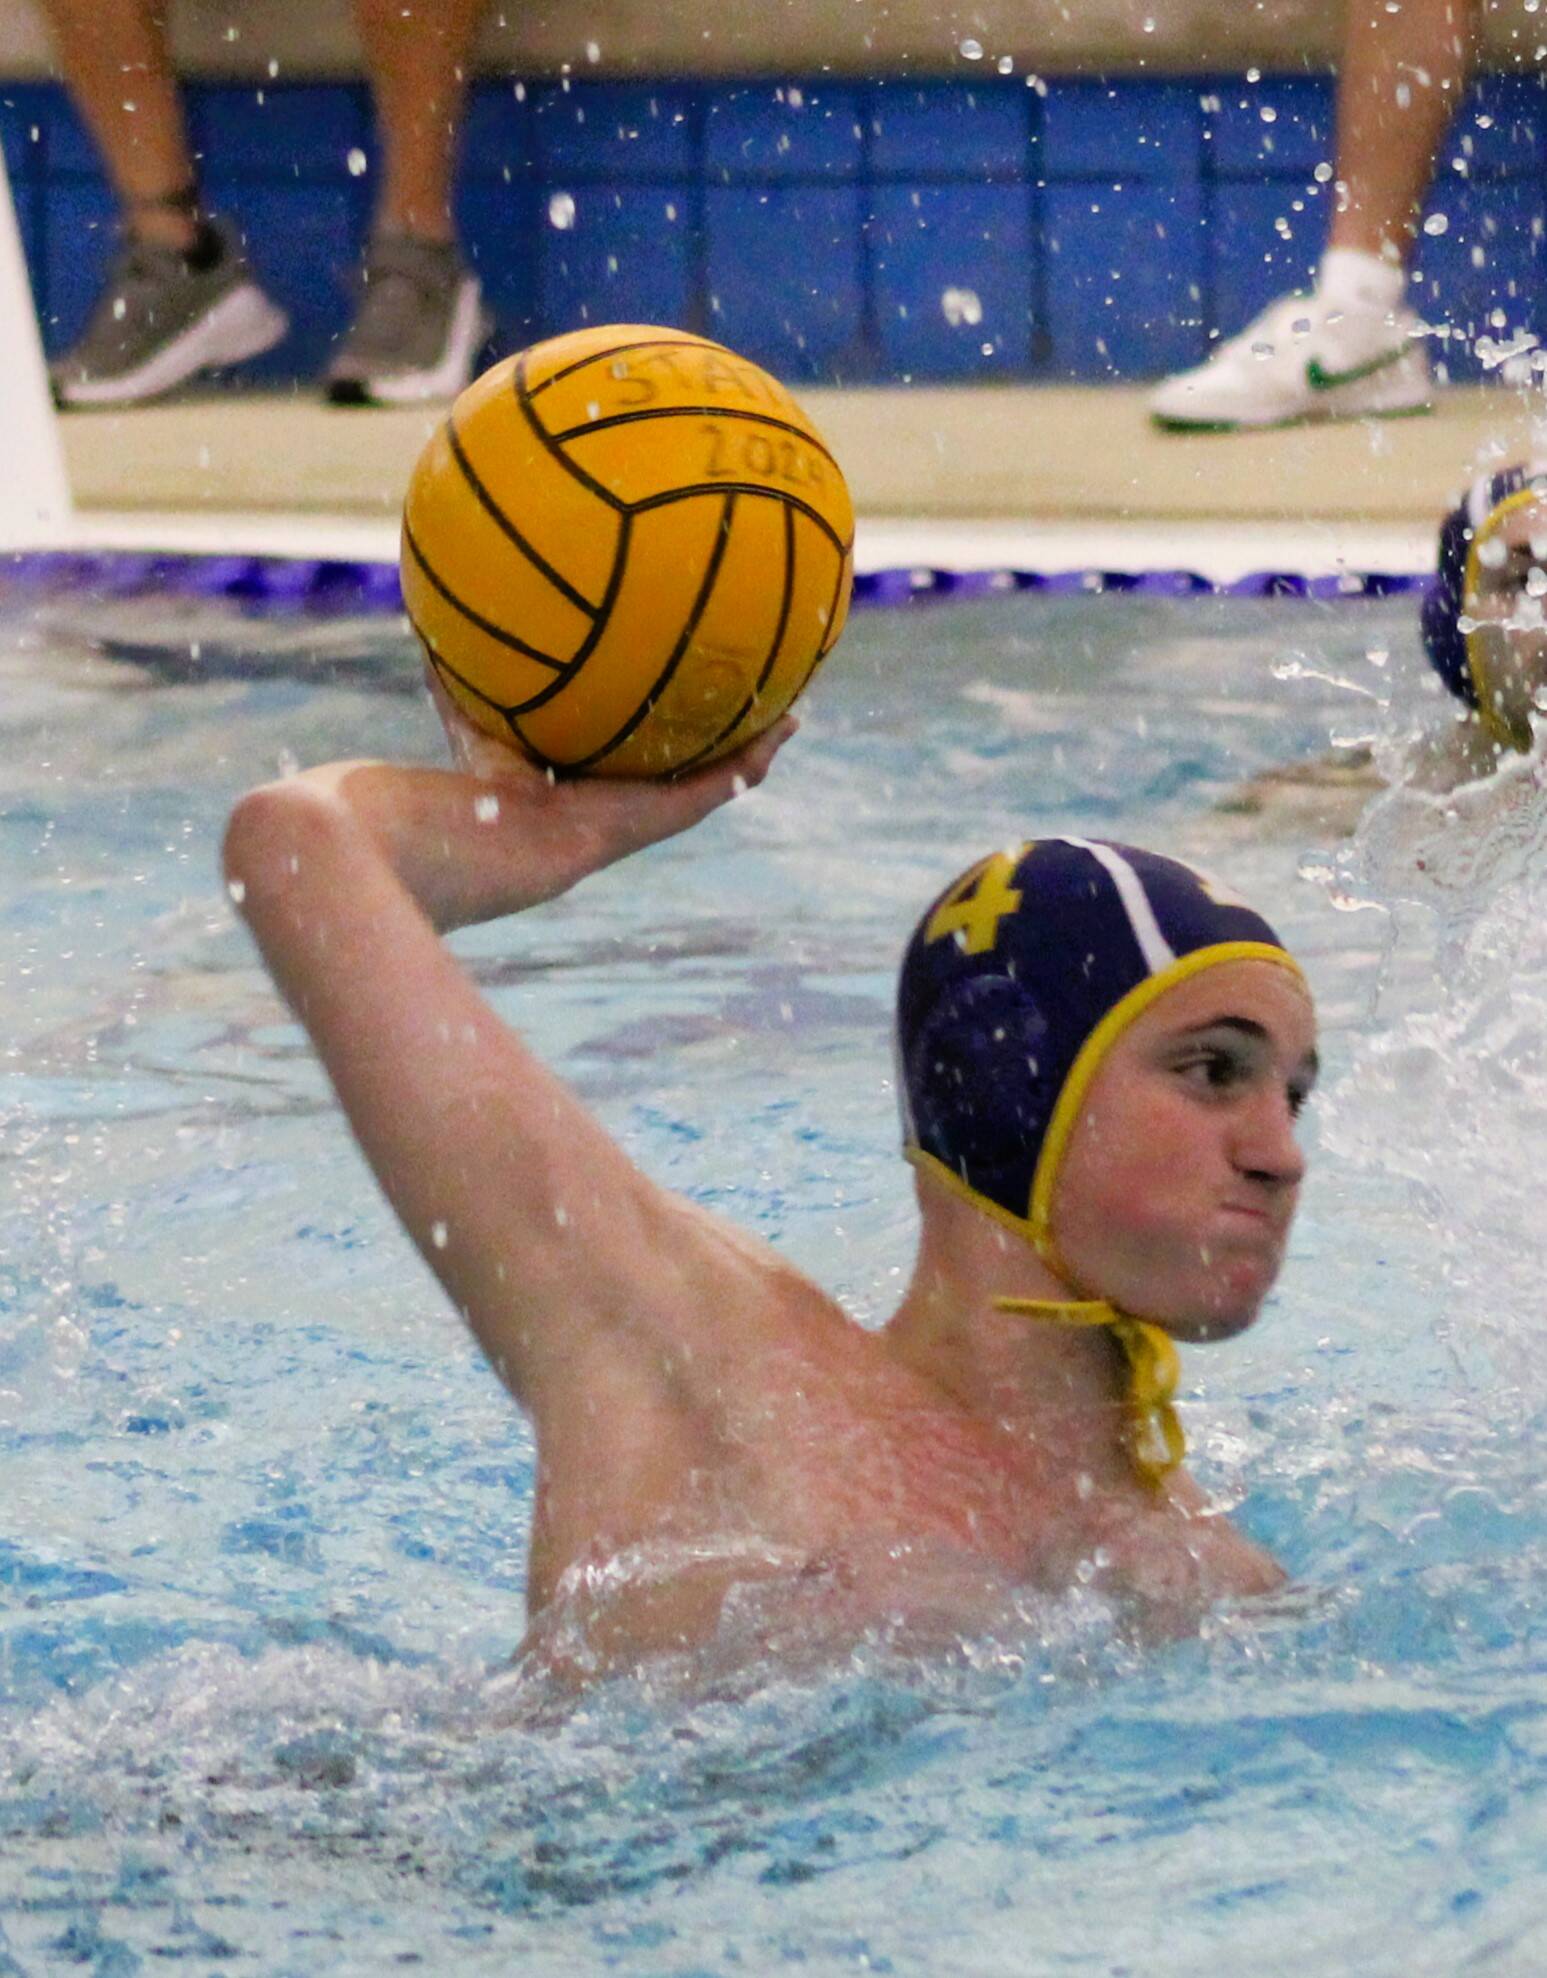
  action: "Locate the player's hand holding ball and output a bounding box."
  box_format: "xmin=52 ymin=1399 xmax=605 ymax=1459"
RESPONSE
xmin=421 ymin=615 xmax=800 ymax=894
xmin=400 ymin=324 xmax=854 ymax=780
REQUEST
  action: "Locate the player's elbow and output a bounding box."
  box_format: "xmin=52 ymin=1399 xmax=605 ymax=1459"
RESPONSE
xmin=222 ymin=780 xmax=349 ymax=914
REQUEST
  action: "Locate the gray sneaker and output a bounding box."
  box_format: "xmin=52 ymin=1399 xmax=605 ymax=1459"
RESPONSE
xmin=324 ymin=234 xmax=490 ymax=407
xmin=50 ymin=219 xmax=289 ymax=407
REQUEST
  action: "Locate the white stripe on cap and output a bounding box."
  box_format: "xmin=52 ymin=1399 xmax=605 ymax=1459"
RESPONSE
xmin=1468 ymin=460 xmax=1547 ymax=530
xmin=1466 ymin=474 xmax=1496 ymax=532
xmin=1059 ymin=836 xmax=1177 ymax=977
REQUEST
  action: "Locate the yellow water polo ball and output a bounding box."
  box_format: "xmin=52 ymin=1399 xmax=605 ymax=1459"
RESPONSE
xmin=400 ymin=323 xmax=856 ymax=778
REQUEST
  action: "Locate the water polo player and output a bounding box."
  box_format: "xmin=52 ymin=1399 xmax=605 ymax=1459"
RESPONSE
xmin=1423 ymin=459 xmax=1547 ymax=756
xmin=223 ymin=713 xmax=1315 ymax=1673
xmin=1220 ymin=464 xmax=1547 ymax=832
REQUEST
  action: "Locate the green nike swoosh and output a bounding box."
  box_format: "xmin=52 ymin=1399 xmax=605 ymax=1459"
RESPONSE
xmin=1305 ymin=347 xmax=1407 ymax=392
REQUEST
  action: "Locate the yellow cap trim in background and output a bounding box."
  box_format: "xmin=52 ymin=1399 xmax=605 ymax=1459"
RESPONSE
xmin=1464 ymin=484 xmax=1542 ymax=752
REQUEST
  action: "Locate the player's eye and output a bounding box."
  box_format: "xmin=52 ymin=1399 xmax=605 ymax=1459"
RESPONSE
xmin=1173 ymin=1045 xmax=1245 ymax=1095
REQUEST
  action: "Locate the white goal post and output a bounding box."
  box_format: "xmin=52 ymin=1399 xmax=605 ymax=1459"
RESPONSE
xmin=0 ymin=143 xmax=71 ymax=547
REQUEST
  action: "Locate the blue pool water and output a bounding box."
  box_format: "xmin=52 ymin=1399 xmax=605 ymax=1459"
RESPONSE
xmin=4 ymin=584 xmax=1547 ymax=1974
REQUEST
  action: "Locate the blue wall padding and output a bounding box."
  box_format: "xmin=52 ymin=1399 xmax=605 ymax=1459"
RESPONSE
xmin=540 ymin=183 xmax=696 ymax=336
xmin=704 ymin=184 xmax=865 ymax=377
xmin=1040 ymin=79 xmax=1201 ymax=177
xmin=458 ymin=85 xmax=533 ymax=181
xmin=1208 ymin=182 xmax=1322 ymax=337
xmin=1462 ymin=76 xmax=1547 ymax=172
xmin=216 ymin=181 xmax=360 ymax=379
xmin=1414 ymin=177 xmax=1547 ymax=381
xmin=704 ymin=86 xmax=863 ymax=180
xmin=2 ymin=70 xmax=1543 ymax=384
xmin=1205 ymin=76 xmax=1334 ymax=174
xmin=1045 ymin=182 xmax=1205 ymax=378
xmin=534 ymin=84 xmax=698 ymax=178
xmin=870 ymin=182 xmax=1035 ymax=375
xmin=191 ymin=82 xmax=368 ymax=173
xmin=868 ymin=82 xmax=1032 ymax=180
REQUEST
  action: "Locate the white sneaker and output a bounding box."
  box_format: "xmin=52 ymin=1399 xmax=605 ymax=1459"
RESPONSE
xmin=1149 ymin=289 xmax=1432 ymax=431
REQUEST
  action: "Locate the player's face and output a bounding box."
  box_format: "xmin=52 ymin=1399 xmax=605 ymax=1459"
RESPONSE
xmin=1053 ymin=961 xmax=1317 ymax=1341
xmin=1467 ymin=496 xmax=1547 ymax=739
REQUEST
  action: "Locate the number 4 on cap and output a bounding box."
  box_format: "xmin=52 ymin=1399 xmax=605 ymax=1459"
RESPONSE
xmin=925 ymin=847 xmax=1027 ymax=956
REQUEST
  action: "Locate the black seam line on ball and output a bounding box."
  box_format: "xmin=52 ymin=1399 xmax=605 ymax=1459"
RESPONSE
xmin=566 ymin=492 xmax=738 ymax=774
xmin=548 ymin=403 xmax=842 ymax=472
xmin=413 ymin=619 xmax=559 ymax=766
xmin=409 ymin=610 xmax=505 ymax=713
xmin=816 ymin=539 xmax=851 ymax=659
xmin=513 ymin=350 xmax=627 ymax=511
xmin=433 ymin=506 xmax=636 ymax=730
xmin=666 ymin=500 xmax=800 ymax=779
xmin=444 ymin=414 xmax=603 ymax=619
xmin=524 ymin=336 xmax=717 ymax=400
xmin=784 ymin=514 xmax=847 ymax=707
xmin=628 ymin=481 xmax=845 ymax=557
xmin=557 ymin=508 xmax=634 ymax=681
xmin=459 ymin=510 xmax=635 ymax=717
xmin=402 ymin=512 xmax=568 ymax=673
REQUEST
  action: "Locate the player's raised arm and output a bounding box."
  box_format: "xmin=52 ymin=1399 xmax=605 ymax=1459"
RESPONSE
xmin=220 ymin=715 xmax=794 ymax=1414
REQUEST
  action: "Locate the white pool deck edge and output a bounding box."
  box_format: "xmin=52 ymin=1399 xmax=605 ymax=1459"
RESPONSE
xmin=10 ymin=377 xmax=1538 ymax=580
xmin=20 ymin=508 xmax=1438 ymax=584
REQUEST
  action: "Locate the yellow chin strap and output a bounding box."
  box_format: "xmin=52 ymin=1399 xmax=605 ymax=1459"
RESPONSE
xmin=992 ymin=1296 xmax=1186 ymax=1492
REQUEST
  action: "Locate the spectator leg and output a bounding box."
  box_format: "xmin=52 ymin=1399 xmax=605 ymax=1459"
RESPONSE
xmin=1329 ymin=0 xmax=1480 ymax=259
xmin=34 ymin=0 xmax=198 ymax=251
xmin=352 ymin=0 xmax=488 ymax=243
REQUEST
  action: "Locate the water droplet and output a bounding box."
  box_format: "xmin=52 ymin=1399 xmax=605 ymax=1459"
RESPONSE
xmin=1260 ymin=105 xmax=1278 ymax=123
xmin=997 ymin=52 xmax=1014 ymax=71
xmin=1314 ymin=161 xmax=1334 ymax=182
xmin=548 ymin=190 xmax=576 ymax=230
xmin=959 ymin=36 xmax=983 ymax=58
xmin=584 ymin=39 xmax=600 ymax=61
xmin=473 ymin=793 xmax=500 ymax=823
xmin=346 ymin=147 xmax=367 ymax=177
xmin=431 ymin=1221 xmax=448 ymax=1249
xmin=940 ymin=286 xmax=984 ymax=327
xmin=226 ymin=878 xmax=246 ymax=904
xmin=1423 ymin=211 xmax=1449 ymax=236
